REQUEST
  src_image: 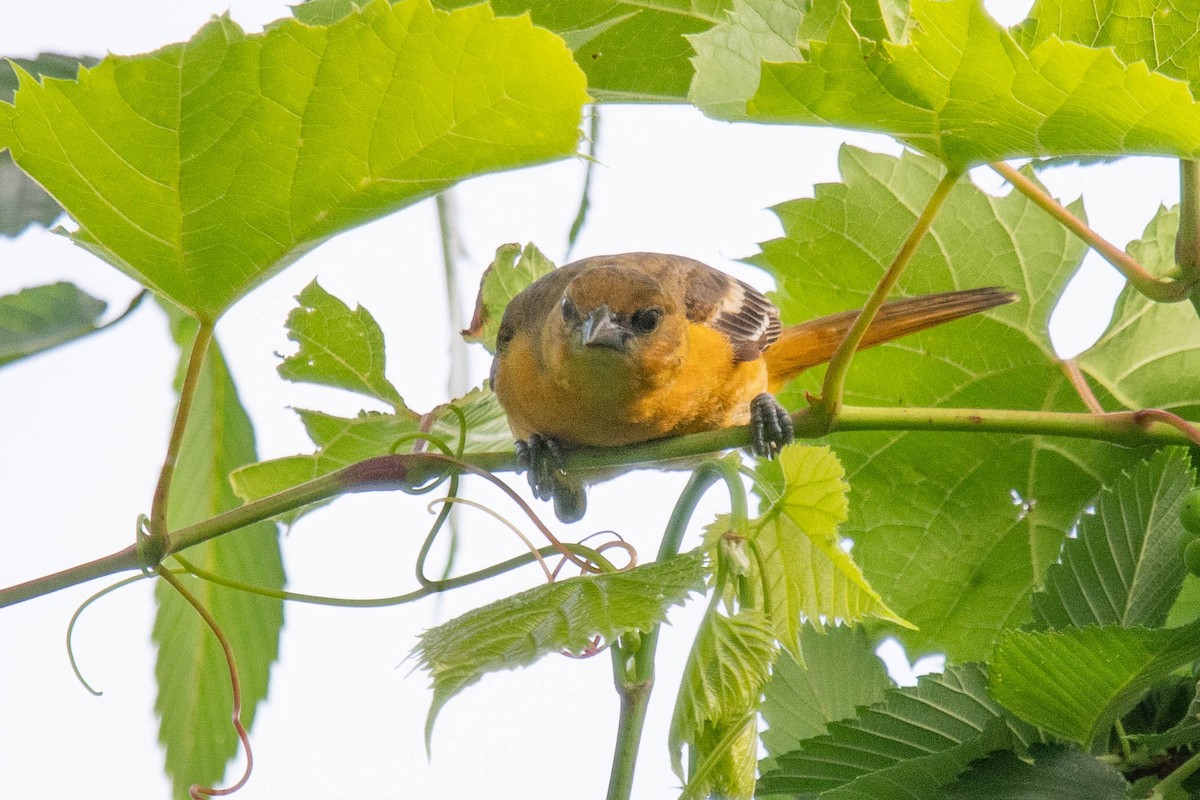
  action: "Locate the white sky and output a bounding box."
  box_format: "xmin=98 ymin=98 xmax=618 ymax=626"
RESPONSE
xmin=0 ymin=1 xmax=1183 ymax=798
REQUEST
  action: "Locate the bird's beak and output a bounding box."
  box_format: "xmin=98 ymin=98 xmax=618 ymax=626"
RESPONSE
xmin=580 ymin=305 xmax=628 ymax=351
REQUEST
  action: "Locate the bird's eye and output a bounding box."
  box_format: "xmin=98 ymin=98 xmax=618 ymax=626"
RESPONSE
xmin=630 ymin=308 xmax=663 ymax=334
xmin=561 ymin=296 xmax=578 ymax=322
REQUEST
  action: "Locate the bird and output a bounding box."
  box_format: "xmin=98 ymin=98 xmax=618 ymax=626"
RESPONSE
xmin=489 ymin=252 xmax=1016 ymax=522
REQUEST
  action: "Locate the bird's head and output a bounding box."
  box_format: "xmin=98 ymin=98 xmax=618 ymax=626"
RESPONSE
xmin=548 ymin=264 xmax=687 ymax=386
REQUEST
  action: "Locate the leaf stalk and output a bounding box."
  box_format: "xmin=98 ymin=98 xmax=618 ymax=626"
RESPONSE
xmin=606 ymin=465 xmax=725 ymax=800
xmin=817 ymin=166 xmax=963 ymax=417
xmin=149 ymin=320 xmax=214 ymax=548
xmin=991 ymin=161 xmax=1192 ymax=303
xmin=3 ymin=400 xmax=1197 ymax=608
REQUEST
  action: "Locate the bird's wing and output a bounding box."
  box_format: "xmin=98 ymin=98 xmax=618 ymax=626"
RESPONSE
xmin=680 ymin=261 xmax=781 ymax=362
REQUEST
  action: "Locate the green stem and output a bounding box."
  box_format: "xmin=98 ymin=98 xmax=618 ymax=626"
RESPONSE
xmin=991 ymin=160 xmax=1191 ymax=303
xmin=818 ymin=167 xmax=963 ymax=417
xmin=156 ymin=565 xmax=254 ymax=797
xmin=1151 ymin=746 xmax=1200 ymax=799
xmin=172 ymin=542 xmax=608 ymax=608
xmin=148 ymin=320 xmax=214 ymax=551
xmin=1 ymin=544 xmax=142 ymax=608
xmin=1178 ymin=160 xmax=1200 ymax=319
xmin=606 ymin=466 xmax=724 ymax=800
xmin=829 ymin=403 xmax=1200 ymax=446
xmin=436 ymin=190 xmax=469 ymax=401
xmin=1177 ymin=160 xmax=1200 ymax=282
xmin=566 ymin=106 xmax=600 ymax=260
xmin=1113 ymin=720 xmax=1133 ymax=762
xmin=4 ymin=400 xmax=1197 ymax=608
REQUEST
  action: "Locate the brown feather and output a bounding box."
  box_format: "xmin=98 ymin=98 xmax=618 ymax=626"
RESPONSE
xmin=763 ymin=287 xmax=1017 ymax=391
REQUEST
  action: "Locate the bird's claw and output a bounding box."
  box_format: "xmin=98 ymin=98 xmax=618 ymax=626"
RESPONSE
xmin=514 ymin=435 xmax=586 ymax=521
xmin=515 ymin=433 xmax=566 ymax=501
xmin=750 ymin=393 xmax=794 ymax=459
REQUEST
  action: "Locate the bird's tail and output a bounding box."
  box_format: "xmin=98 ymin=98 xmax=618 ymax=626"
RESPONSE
xmin=764 ymin=287 xmax=1017 ymax=392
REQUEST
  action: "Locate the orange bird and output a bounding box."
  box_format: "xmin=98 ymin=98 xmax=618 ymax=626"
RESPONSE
xmin=490 ymin=253 xmax=1015 ymax=521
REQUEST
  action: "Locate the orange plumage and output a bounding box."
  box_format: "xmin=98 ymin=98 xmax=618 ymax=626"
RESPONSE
xmin=489 ymin=252 xmax=1015 ymax=520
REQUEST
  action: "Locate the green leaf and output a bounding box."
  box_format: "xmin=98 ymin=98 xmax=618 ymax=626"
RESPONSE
xmin=1128 ymin=716 xmax=1200 ymax=755
xmin=1078 ymin=206 xmax=1200 ymax=418
xmin=278 ymin=280 xmax=403 ymax=408
xmin=744 ymin=0 xmax=1200 ymax=168
xmin=0 ymin=153 xmax=62 ymax=236
xmin=566 ymin=3 xmax=715 ymax=102
xmin=434 ymin=0 xmax=728 ymax=101
xmin=689 ymin=0 xmax=906 ymax=120
xmin=0 ymin=54 xmax=99 ymax=103
xmin=231 ymin=383 xmax=512 ymax=519
xmin=426 ymin=384 xmax=515 ymax=453
xmin=290 ymin=0 xmax=360 ymax=25
xmin=1032 ymin=448 xmax=1197 ymax=629
xmin=463 ymin=242 xmax=556 ymax=353
xmin=230 ymin=407 xmax=422 ymax=522
xmin=944 ymin=744 xmax=1128 ymax=800
xmin=754 ymin=445 xmax=908 ymax=655
xmin=758 ymin=663 xmax=1039 ymax=798
xmin=1121 ymin=673 xmax=1199 ymax=752
xmin=990 ymin=620 xmax=1200 ymax=746
xmin=1166 ymin=573 xmax=1200 ymax=627
xmin=776 ymin=443 xmax=849 ymax=541
xmin=0 ymin=283 xmax=107 ymax=366
xmin=0 ymin=55 xmax=98 ymax=235
xmin=668 ymin=608 xmax=776 ymax=796
xmin=285 ymin=0 xmax=728 ymax=101
xmin=760 ymin=625 xmax=893 ymax=768
xmin=415 ymin=548 xmax=707 ymax=744
xmin=0 ymin=0 xmax=586 ymax=321
xmin=755 ymin=146 xmax=1142 ymax=660
xmin=153 ymin=313 xmax=284 ymax=798
xmin=1015 ymin=0 xmax=1200 ymax=94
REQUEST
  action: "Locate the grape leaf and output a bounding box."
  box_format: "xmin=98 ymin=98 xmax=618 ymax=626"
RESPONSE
xmin=0 ymin=0 xmax=586 ymax=321
xmin=1032 ymin=448 xmax=1197 ymax=629
xmin=1078 ymin=206 xmax=1200 ymax=418
xmin=0 ymin=54 xmax=98 ymax=102
xmin=743 ymin=0 xmax=1200 ymax=168
xmin=758 ymin=663 xmax=1039 ymax=798
xmin=754 ymin=146 xmax=1144 ymax=660
xmin=0 ymin=54 xmax=97 ymax=235
xmin=754 ymin=445 xmax=908 ymax=656
xmin=278 ymin=280 xmax=403 ymax=408
xmin=0 ymin=283 xmax=107 ymax=366
xmin=415 ymin=548 xmax=707 ymax=743
xmin=992 ymin=620 xmax=1200 ymax=746
xmin=426 ymin=385 xmax=514 ymax=453
xmin=760 ymin=625 xmax=893 ymax=769
xmin=462 ymin=242 xmax=556 ymax=353
xmin=669 ymin=608 xmax=776 ymax=796
xmin=154 ymin=313 xmax=284 ymax=798
xmin=490 ymin=0 xmax=726 ymax=101
xmin=231 ymin=383 xmax=512 ymax=509
xmin=231 ymin=409 xmax=421 ymax=505
xmin=1015 ymin=0 xmax=1200 ymax=94
xmin=689 ymin=0 xmax=906 ymax=120
xmin=0 ymin=154 xmax=61 ymax=236
xmin=944 ymin=744 xmax=1128 ymax=800
xmin=303 ymin=0 xmax=726 ymax=101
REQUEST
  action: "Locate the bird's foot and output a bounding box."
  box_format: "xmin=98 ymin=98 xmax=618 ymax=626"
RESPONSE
xmin=515 ymin=433 xmax=565 ymax=501
xmin=750 ymin=393 xmax=794 ymax=459
xmin=514 ymin=434 xmax=586 ymax=523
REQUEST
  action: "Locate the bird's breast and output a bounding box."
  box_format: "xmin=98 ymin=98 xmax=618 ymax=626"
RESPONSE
xmin=494 ymin=324 xmax=769 ymax=448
